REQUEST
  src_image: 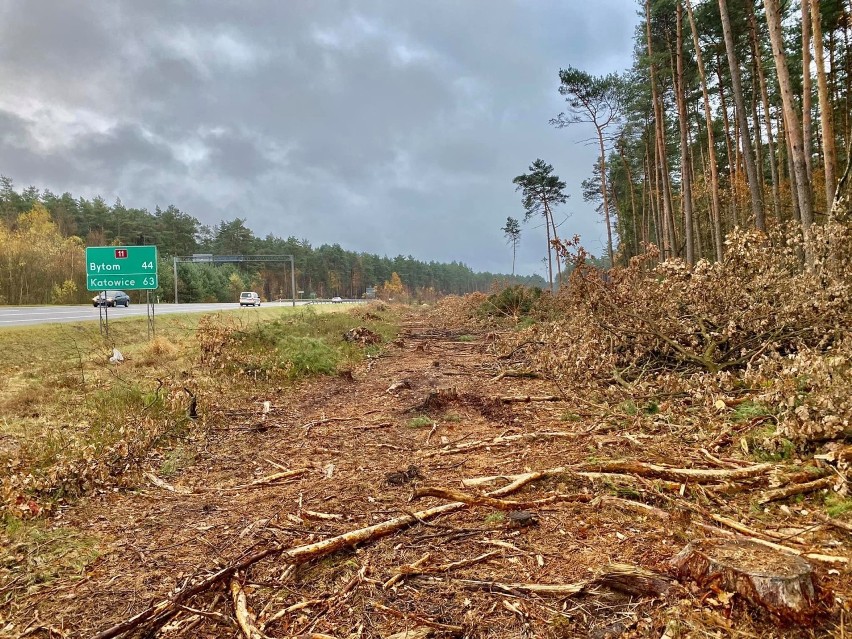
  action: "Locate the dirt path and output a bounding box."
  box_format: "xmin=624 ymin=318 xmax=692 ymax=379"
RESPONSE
xmin=9 ymin=317 xmax=848 ymax=638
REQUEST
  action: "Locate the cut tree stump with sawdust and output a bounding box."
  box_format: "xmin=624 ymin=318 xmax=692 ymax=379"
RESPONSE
xmin=671 ymin=538 xmax=823 ymax=621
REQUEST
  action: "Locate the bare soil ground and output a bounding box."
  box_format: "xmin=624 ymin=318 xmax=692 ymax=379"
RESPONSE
xmin=3 ymin=314 xmax=850 ymax=638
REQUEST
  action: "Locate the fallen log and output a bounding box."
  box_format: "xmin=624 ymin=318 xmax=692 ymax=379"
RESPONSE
xmin=411 ymin=486 xmax=592 ymax=510
xmin=758 ymin=476 xmax=838 ymax=504
xmin=671 ymin=539 xmax=821 ymax=621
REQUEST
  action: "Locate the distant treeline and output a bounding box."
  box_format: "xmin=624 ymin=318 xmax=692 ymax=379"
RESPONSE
xmin=0 ymin=177 xmax=545 ymax=305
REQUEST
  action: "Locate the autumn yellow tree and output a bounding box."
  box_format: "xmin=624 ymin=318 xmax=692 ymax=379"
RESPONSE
xmin=378 ymin=272 xmax=406 ymax=301
xmin=0 ymin=205 xmax=86 ymax=304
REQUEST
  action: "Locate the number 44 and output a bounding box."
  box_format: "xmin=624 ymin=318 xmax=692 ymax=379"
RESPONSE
xmin=142 ymin=261 xmax=154 ymax=269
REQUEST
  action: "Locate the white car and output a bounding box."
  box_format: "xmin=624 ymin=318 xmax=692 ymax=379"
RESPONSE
xmin=239 ymin=291 xmax=261 ymax=307
xmin=332 ymin=296 xmax=343 ymax=303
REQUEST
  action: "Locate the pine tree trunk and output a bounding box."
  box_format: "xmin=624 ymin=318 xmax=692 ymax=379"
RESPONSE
xmin=747 ymin=2 xmax=782 ymax=221
xmin=811 ymin=0 xmax=838 ymax=207
xmin=619 ymin=142 xmax=639 ymax=259
xmin=719 ymin=0 xmax=765 ymax=231
xmin=597 ymin=129 xmax=615 ymax=266
xmin=802 ymin=0 xmax=814 ymax=189
xmin=716 ymin=58 xmax=737 ymax=230
xmin=764 ymin=0 xmax=814 ymax=233
xmin=675 ymin=1 xmax=695 ymax=265
xmin=646 ymin=0 xmax=674 ymax=259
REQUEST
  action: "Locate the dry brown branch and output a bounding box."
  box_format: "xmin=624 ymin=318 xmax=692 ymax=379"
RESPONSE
xmin=351 ymin=422 xmax=392 ymax=431
xmin=496 ymin=395 xmax=562 ymax=403
xmin=301 ymin=510 xmax=345 ymax=521
xmin=758 ymin=476 xmax=838 ymax=504
xmin=462 ymin=461 xmax=775 ymax=491
xmin=490 ymin=370 xmax=541 ymax=382
xmin=419 ymin=430 xmax=590 ymax=458
xmin=370 ymin=602 xmax=464 ymax=634
xmin=230 ymin=578 xmax=264 ymax=639
xmin=812 ymin=511 xmax=852 ymax=535
xmin=145 ymin=469 xmax=307 ymax=495
xmin=385 ymin=628 xmax=433 ymax=639
xmin=431 ymin=551 xmax=501 ymax=573
xmin=143 ymin=472 xmax=192 ymax=494
xmin=421 ymin=577 xmax=580 ymax=597
xmin=411 ymin=486 xmax=592 ymax=509
xmin=709 ymin=514 xmax=781 ymax=542
xmin=218 ymin=469 xmax=308 ymax=492
xmin=698 ymin=448 xmax=744 ymax=469
xmin=383 ymin=552 xmax=432 ymax=589
xmin=420 ymin=563 xmax=674 ymax=599
xmin=578 ymin=460 xmax=775 ymax=483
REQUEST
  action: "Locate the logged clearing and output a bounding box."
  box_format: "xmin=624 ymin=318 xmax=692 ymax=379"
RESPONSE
xmin=0 ymin=298 xmax=850 ymax=639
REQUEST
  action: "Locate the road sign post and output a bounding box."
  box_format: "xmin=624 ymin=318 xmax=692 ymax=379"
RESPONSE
xmin=86 ymin=246 xmax=159 ymax=337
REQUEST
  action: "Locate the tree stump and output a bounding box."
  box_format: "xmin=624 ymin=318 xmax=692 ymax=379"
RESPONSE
xmin=671 ymin=539 xmax=820 ymax=621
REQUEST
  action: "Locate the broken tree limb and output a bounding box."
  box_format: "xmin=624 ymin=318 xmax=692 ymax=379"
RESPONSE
xmin=384 ymin=553 xmax=432 ymax=589
xmin=419 ymin=430 xmax=593 ymax=458
xmin=229 ymin=579 xmax=263 ymax=639
xmin=758 ymin=476 xmax=838 ymax=504
xmin=145 ymin=469 xmax=307 ymax=495
xmin=411 ymin=486 xmax=592 ymax=510
xmin=812 ymin=511 xmax=852 ymax=535
xmin=419 ymin=563 xmax=674 ymax=599
xmin=218 ymin=469 xmax=308 ymax=492
xmin=143 ymin=472 xmax=192 ymax=494
xmin=496 ymin=395 xmax=561 ymax=403
xmin=490 ymin=370 xmax=541 ymax=382
xmin=462 ymin=461 xmax=775 ymax=489
xmin=577 ymin=460 xmax=775 ymax=484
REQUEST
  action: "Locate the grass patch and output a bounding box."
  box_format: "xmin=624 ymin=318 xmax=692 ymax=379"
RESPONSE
xmin=742 ymin=424 xmax=795 ymax=462
xmin=560 ymin=411 xmax=583 ymax=422
xmin=160 ymin=445 xmax=195 ymax=477
xmin=407 ymin=416 xmax=434 ymax=428
xmin=198 ymin=306 xmax=399 ymax=381
xmin=1 ymin=514 xmax=101 ymax=603
xmin=484 ymin=512 xmax=505 ymax=525
xmin=731 ymin=401 xmax=772 ymax=422
xmin=824 ymin=494 xmax=852 ymax=518
xmin=0 ymin=303 xmax=400 ymax=513
xmin=457 ymin=334 xmax=475 ymax=342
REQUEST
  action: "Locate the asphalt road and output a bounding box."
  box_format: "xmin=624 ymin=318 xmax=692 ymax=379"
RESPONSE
xmin=0 ymin=300 xmax=353 ymax=327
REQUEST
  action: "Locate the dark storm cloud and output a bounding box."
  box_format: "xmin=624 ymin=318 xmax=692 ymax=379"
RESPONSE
xmin=0 ymin=1 xmax=638 ymax=276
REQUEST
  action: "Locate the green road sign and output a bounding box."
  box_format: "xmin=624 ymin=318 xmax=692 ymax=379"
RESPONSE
xmin=86 ymin=245 xmax=159 ymax=291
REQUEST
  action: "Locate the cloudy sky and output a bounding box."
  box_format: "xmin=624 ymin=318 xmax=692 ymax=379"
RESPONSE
xmin=0 ymin=1 xmax=639 ymax=277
